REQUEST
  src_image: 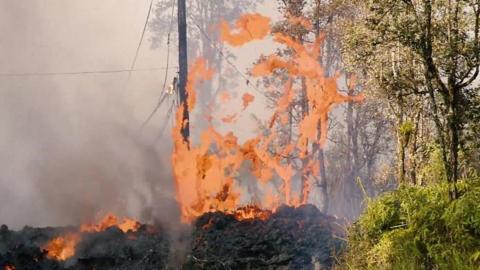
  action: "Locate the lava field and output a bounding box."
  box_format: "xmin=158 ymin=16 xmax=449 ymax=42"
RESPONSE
xmin=0 ymin=204 xmax=344 ymax=270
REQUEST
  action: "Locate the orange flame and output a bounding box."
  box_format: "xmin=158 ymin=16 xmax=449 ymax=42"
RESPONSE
xmin=3 ymin=265 xmax=15 ymax=270
xmin=220 ymin=13 xmax=271 ymax=46
xmin=234 ymin=205 xmax=272 ymax=221
xmin=43 ymin=214 xmax=140 ymax=261
xmin=80 ymin=214 xmax=140 ymax=233
xmin=117 ymin=217 xmax=141 ymax=233
xmin=171 ymin=14 xmax=364 ymax=222
xmin=241 ymin=92 xmax=255 ymax=110
xmin=43 ymin=232 xmax=80 ymax=261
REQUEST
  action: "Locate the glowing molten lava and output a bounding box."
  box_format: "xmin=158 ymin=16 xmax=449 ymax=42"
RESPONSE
xmin=43 ymin=232 xmax=80 ymax=261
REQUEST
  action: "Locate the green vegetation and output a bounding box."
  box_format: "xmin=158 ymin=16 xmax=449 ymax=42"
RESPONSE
xmin=339 ymin=177 xmax=480 ymax=270
xmin=337 ymin=1 xmax=480 ymax=266
xmin=342 ymin=0 xmax=480 ymax=196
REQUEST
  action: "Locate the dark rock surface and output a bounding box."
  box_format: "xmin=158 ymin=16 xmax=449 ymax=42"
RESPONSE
xmin=0 ymin=204 xmax=345 ymax=270
xmin=0 ymin=225 xmax=170 ymax=270
xmin=187 ymin=204 xmax=345 ymax=270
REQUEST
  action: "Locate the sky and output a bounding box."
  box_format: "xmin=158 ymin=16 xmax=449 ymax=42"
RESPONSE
xmin=0 ymin=0 xmax=279 ymax=228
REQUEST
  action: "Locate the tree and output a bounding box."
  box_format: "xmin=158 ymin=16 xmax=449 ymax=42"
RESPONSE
xmin=343 ymin=0 xmax=480 ymax=198
xmin=326 ymin=87 xmax=395 ymax=220
xmin=255 ymin=0 xmax=393 ymax=217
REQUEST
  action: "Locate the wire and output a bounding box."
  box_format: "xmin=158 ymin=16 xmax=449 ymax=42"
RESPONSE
xmin=155 ymin=100 xmax=176 ymax=141
xmin=140 ymin=0 xmax=177 ymax=131
xmin=123 ymin=0 xmax=156 ymax=91
xmin=191 ymin=21 xmax=264 ymax=95
xmin=0 ymin=67 xmax=173 ymax=77
xmin=1 ymin=0 xmax=158 ymax=79
xmin=129 ymin=0 xmax=155 ymax=72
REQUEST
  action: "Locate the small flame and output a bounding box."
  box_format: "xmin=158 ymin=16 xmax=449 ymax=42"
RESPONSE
xmin=117 ymin=217 xmax=141 ymax=233
xmin=241 ymin=93 xmax=255 ymax=110
xmin=4 ymin=265 xmax=15 ymax=270
xmin=234 ymin=205 xmax=272 ymax=221
xmin=80 ymin=214 xmax=140 ymax=233
xmin=43 ymin=214 xmax=140 ymax=261
xmin=43 ymin=232 xmax=80 ymax=261
xmin=220 ymin=13 xmax=271 ymax=46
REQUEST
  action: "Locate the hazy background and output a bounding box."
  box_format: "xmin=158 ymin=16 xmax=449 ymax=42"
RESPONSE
xmin=0 ymin=0 xmax=279 ymax=228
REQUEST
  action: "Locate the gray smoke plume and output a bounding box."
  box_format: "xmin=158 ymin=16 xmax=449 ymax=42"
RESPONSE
xmin=0 ymin=78 xmax=180 ymax=229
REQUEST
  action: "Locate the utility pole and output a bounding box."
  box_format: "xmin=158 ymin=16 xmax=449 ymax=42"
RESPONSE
xmin=178 ymin=0 xmax=189 ymax=144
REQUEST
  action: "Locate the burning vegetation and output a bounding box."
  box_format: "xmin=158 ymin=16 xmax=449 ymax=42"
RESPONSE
xmin=79 ymin=214 xmax=140 ymax=234
xmin=2 ymin=10 xmax=361 ymax=270
xmin=171 ymin=12 xmax=363 ymax=223
xmin=43 ymin=233 xmax=80 ymax=261
xmin=2 ymin=0 xmax=480 ymax=268
xmin=41 ymin=214 xmax=141 ymax=261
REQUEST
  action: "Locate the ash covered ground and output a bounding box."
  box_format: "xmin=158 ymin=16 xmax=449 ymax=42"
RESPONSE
xmin=0 ymin=205 xmax=344 ymax=270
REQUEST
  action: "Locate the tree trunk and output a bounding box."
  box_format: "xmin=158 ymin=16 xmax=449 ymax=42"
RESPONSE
xmin=317 ymin=142 xmax=328 ymax=212
xmin=448 ymin=89 xmax=460 ymax=198
xmin=300 ymin=78 xmax=310 ymax=203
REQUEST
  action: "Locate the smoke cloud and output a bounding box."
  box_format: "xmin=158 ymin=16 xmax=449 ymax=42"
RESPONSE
xmin=0 ymin=78 xmax=179 ymax=229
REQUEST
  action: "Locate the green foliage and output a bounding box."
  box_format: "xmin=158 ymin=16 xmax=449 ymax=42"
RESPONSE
xmin=342 ymin=0 xmax=480 ymax=187
xmin=418 ymin=143 xmax=447 ymax=185
xmin=399 ymin=121 xmax=415 ymax=146
xmin=399 ymin=121 xmax=414 ymax=137
xmin=338 ymin=177 xmax=480 ymax=269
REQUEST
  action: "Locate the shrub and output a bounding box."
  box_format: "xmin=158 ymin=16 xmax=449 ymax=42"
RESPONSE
xmin=338 ymin=177 xmax=480 ymax=270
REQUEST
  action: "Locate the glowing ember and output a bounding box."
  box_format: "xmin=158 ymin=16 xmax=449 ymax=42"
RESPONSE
xmin=3 ymin=265 xmax=15 ymax=270
xmin=234 ymin=205 xmax=272 ymax=221
xmin=43 ymin=232 xmax=81 ymax=261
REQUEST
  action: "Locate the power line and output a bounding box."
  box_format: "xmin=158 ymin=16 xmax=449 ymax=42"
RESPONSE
xmin=142 ymin=9 xmax=266 ymax=136
xmin=140 ymin=0 xmax=177 ymax=131
xmin=129 ymin=0 xmax=155 ymax=72
xmin=0 ymin=67 xmax=174 ymax=77
xmin=123 ymin=0 xmax=156 ymax=92
xmin=1 ymin=0 xmax=163 ymax=79
xmin=154 ymin=100 xmax=176 ymax=141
